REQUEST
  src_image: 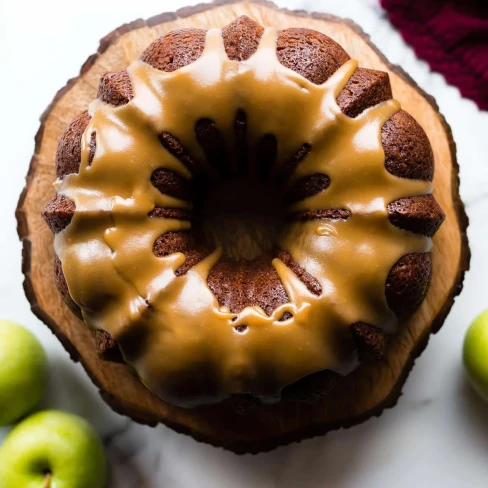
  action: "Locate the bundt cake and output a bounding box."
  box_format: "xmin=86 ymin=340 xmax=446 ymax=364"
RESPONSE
xmin=42 ymin=16 xmax=445 ymax=409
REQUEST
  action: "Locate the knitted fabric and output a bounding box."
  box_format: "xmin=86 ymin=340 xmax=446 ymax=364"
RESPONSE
xmin=381 ymin=0 xmax=488 ymax=111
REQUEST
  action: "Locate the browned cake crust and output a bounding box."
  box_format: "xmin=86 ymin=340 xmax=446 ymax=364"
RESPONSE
xmin=158 ymin=132 xmax=203 ymax=176
xmin=55 ymin=111 xmax=91 ymax=178
xmin=284 ymin=174 xmax=331 ymax=204
xmin=276 ymin=28 xmax=350 ymax=85
xmin=140 ymin=28 xmax=207 ymax=72
xmin=337 ymin=68 xmax=392 ymax=118
xmin=291 ymin=208 xmax=351 ymax=221
xmin=42 ymin=15 xmax=445 ymax=408
xmin=148 ymin=207 xmax=195 ymax=221
xmin=153 ymin=230 xmax=195 ymax=257
xmin=386 ymin=252 xmax=433 ymax=321
xmin=388 ymin=195 xmax=444 ymax=237
xmin=151 ymin=168 xmax=195 ymax=201
xmin=53 ymin=254 xmax=82 ymax=319
xmin=276 ymin=250 xmax=322 ymax=295
xmin=222 ymin=14 xmax=264 ymax=61
xmin=383 ymin=110 xmax=434 ymax=181
xmin=42 ymin=194 xmax=75 ymax=234
xmin=98 ymin=70 xmax=133 ymax=107
xmin=350 ymin=322 xmax=386 ymax=361
xmin=207 ymin=256 xmax=290 ymax=316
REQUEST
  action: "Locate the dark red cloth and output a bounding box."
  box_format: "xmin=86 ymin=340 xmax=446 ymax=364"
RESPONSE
xmin=381 ymin=0 xmax=488 ymax=111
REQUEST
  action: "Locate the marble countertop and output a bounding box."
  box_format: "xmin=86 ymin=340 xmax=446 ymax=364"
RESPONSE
xmin=1 ymin=0 xmax=487 ymax=486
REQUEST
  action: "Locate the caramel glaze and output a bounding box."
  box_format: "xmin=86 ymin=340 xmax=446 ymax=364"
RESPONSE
xmin=54 ymin=29 xmax=431 ymax=407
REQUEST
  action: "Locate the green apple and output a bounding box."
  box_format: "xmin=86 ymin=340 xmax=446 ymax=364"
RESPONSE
xmin=0 ymin=319 xmax=47 ymax=426
xmin=0 ymin=410 xmax=107 ymax=488
xmin=463 ymin=310 xmax=488 ymax=402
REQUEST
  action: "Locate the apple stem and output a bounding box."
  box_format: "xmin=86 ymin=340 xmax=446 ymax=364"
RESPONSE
xmin=43 ymin=473 xmax=51 ymax=488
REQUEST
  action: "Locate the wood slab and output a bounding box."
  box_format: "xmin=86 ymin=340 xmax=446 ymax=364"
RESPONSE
xmin=16 ymin=0 xmax=470 ymax=453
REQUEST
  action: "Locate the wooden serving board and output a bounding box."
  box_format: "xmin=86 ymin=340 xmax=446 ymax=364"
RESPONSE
xmin=16 ymin=0 xmax=470 ymax=453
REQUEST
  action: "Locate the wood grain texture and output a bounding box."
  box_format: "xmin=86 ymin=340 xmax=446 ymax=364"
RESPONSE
xmin=16 ymin=0 xmax=470 ymax=453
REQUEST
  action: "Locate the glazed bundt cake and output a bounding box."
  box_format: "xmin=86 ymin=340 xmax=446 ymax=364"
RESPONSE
xmin=42 ymin=16 xmax=445 ymax=409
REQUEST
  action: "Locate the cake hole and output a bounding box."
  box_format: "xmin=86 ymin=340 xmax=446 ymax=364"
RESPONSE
xmin=195 ymin=119 xmax=230 ymax=178
xmin=234 ymin=325 xmax=248 ymax=333
xmin=234 ymin=109 xmax=248 ymax=174
xmin=255 ymin=134 xmax=277 ymax=180
xmin=196 ymin=176 xmax=286 ymax=261
xmin=279 ymin=311 xmax=293 ymax=321
xmin=276 ymin=143 xmax=312 ymax=185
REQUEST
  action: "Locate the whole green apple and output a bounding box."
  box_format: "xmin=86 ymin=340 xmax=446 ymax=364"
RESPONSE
xmin=463 ymin=310 xmax=488 ymax=402
xmin=0 ymin=410 xmax=107 ymax=488
xmin=0 ymin=319 xmax=47 ymax=426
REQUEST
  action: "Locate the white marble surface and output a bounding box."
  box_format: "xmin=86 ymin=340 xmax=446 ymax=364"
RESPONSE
xmin=1 ymin=0 xmax=487 ymax=486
